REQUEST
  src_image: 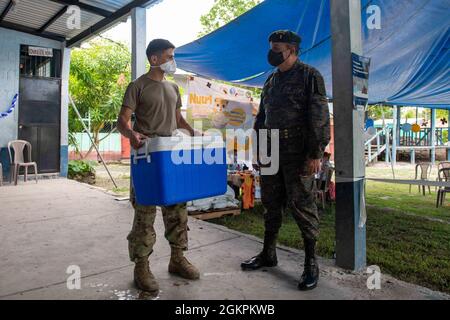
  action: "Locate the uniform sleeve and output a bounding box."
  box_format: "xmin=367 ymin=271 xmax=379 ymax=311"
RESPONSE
xmin=253 ymin=96 xmax=266 ymax=131
xmin=306 ymin=69 xmax=331 ymax=159
xmin=253 ymin=76 xmax=271 ymax=131
xmin=122 ymin=82 xmax=138 ymax=112
xmin=174 ymin=84 xmax=182 ymax=109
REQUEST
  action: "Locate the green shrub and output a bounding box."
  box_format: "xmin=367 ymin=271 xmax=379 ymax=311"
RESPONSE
xmin=68 ymin=160 xmax=96 ymax=184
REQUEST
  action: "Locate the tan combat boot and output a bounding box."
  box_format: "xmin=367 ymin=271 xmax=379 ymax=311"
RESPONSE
xmin=168 ymin=248 xmax=200 ymax=280
xmin=134 ymin=257 xmax=159 ymax=293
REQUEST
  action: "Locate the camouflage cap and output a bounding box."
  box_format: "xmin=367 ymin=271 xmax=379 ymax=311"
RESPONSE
xmin=268 ymin=30 xmax=301 ymax=45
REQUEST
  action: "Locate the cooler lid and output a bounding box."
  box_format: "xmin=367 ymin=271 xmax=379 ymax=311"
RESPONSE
xmin=133 ymin=134 xmax=225 ymax=155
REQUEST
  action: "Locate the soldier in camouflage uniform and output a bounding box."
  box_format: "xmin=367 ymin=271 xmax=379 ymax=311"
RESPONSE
xmin=241 ymin=30 xmax=330 ymax=291
xmin=117 ymin=39 xmax=200 ymax=294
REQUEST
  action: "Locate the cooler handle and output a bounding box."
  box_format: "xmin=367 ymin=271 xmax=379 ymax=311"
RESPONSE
xmin=132 ymin=139 xmax=152 ymax=164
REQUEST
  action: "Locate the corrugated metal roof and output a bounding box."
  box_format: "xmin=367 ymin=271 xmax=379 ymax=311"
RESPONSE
xmin=2 ymin=0 xmax=63 ymax=30
xmin=0 ymin=0 xmax=163 ymax=45
xmin=0 ymin=1 xmax=9 ymax=14
xmin=46 ymin=9 xmax=104 ymax=40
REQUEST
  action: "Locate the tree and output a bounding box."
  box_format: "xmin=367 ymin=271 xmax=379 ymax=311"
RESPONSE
xmin=199 ymin=0 xmax=261 ymax=37
xmin=367 ymin=105 xmax=393 ymax=121
xmin=69 ymin=39 xmax=131 ymax=159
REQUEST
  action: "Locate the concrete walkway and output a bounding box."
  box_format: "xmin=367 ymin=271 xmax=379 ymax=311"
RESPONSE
xmin=0 ymin=179 xmax=448 ymax=300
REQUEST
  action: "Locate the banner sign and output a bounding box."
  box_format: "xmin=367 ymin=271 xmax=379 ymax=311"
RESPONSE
xmin=28 ymin=46 xmax=53 ymax=57
xmin=186 ymin=76 xmax=259 ymax=131
xmin=352 ymin=53 xmax=371 ymax=109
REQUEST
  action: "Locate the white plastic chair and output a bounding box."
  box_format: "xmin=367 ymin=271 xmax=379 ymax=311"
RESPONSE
xmin=436 ymin=168 xmax=450 ymax=208
xmin=8 ymin=140 xmax=38 ymax=185
xmin=435 ymin=162 xmax=450 ymax=192
xmin=409 ymin=163 xmax=431 ymax=195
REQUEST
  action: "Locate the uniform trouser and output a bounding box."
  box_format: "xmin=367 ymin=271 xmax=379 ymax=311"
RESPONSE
xmin=260 ymin=159 xmax=320 ymax=241
xmin=127 ymin=187 xmax=188 ymax=262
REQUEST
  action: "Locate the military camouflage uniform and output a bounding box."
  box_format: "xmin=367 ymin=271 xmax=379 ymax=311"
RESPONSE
xmin=255 ymin=60 xmax=331 ymax=241
xmin=127 ymin=185 xmax=188 ymax=262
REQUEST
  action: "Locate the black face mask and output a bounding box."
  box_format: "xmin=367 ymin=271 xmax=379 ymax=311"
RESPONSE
xmin=268 ymin=49 xmax=289 ymax=67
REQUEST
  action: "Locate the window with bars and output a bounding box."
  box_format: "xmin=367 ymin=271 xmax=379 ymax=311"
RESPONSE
xmin=19 ymin=45 xmax=62 ymax=79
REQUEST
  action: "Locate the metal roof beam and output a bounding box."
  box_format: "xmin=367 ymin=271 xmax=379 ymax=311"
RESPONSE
xmin=66 ymin=0 xmax=158 ymax=47
xmin=47 ymin=0 xmax=113 ymax=17
xmin=0 ymin=20 xmax=65 ymax=41
xmin=0 ymin=0 xmax=15 ymax=23
xmin=38 ymin=5 xmax=69 ymax=33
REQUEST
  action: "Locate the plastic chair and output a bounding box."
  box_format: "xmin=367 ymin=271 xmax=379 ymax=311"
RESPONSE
xmin=314 ymin=167 xmax=334 ymax=210
xmin=8 ymin=140 xmax=38 ymax=185
xmin=435 ymin=162 xmax=450 ymax=192
xmin=438 ymin=161 xmax=450 ymax=169
xmin=409 ymin=163 xmax=431 ymax=195
xmin=436 ymin=168 xmax=450 ymax=208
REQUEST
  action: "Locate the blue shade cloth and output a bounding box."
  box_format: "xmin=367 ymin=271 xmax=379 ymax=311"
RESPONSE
xmin=176 ymin=0 xmax=450 ymax=109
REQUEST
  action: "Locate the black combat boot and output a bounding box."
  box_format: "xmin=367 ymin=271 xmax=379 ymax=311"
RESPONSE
xmin=241 ymin=232 xmax=278 ymax=270
xmin=298 ymin=239 xmax=319 ymax=291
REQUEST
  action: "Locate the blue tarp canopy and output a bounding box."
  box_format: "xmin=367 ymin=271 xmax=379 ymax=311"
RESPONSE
xmin=176 ymin=0 xmax=450 ymax=109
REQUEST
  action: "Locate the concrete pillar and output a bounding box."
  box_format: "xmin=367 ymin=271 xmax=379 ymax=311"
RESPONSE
xmin=330 ymin=0 xmax=366 ymax=271
xmin=392 ymin=106 xmax=398 ymax=166
xmin=131 ymin=7 xmax=147 ymax=80
xmin=431 ymin=108 xmax=436 ymax=164
xmin=60 ymin=43 xmax=71 ymax=177
xmin=129 ymin=7 xmax=147 ymax=198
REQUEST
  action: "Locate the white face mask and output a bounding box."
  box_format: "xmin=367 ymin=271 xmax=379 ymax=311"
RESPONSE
xmin=158 ymin=59 xmax=177 ymax=74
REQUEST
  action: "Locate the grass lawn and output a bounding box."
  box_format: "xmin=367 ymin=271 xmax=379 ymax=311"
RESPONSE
xmin=211 ymin=203 xmax=450 ymax=294
xmin=366 ymin=164 xmax=450 ymax=221
xmin=366 ymin=181 xmax=450 ymax=221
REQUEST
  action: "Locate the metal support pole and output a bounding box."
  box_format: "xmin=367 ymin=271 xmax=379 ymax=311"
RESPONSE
xmin=331 ymin=0 xmax=366 ymax=271
xmin=385 ymin=125 xmax=390 ymax=164
xmin=431 ymin=108 xmax=436 ymax=165
xmin=69 ymin=96 xmax=118 ymax=189
xmin=392 ymin=106 xmax=398 ymax=166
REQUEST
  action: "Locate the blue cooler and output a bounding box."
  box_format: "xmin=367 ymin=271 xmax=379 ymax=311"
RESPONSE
xmin=131 ymin=134 xmax=227 ymax=206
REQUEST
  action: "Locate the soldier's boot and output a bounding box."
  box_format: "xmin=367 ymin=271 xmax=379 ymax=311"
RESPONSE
xmin=241 ymin=232 xmax=278 ymax=271
xmin=134 ymin=256 xmax=159 ymax=293
xmin=168 ymin=248 xmax=200 ymax=280
xmin=298 ymin=239 xmax=319 ymax=291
